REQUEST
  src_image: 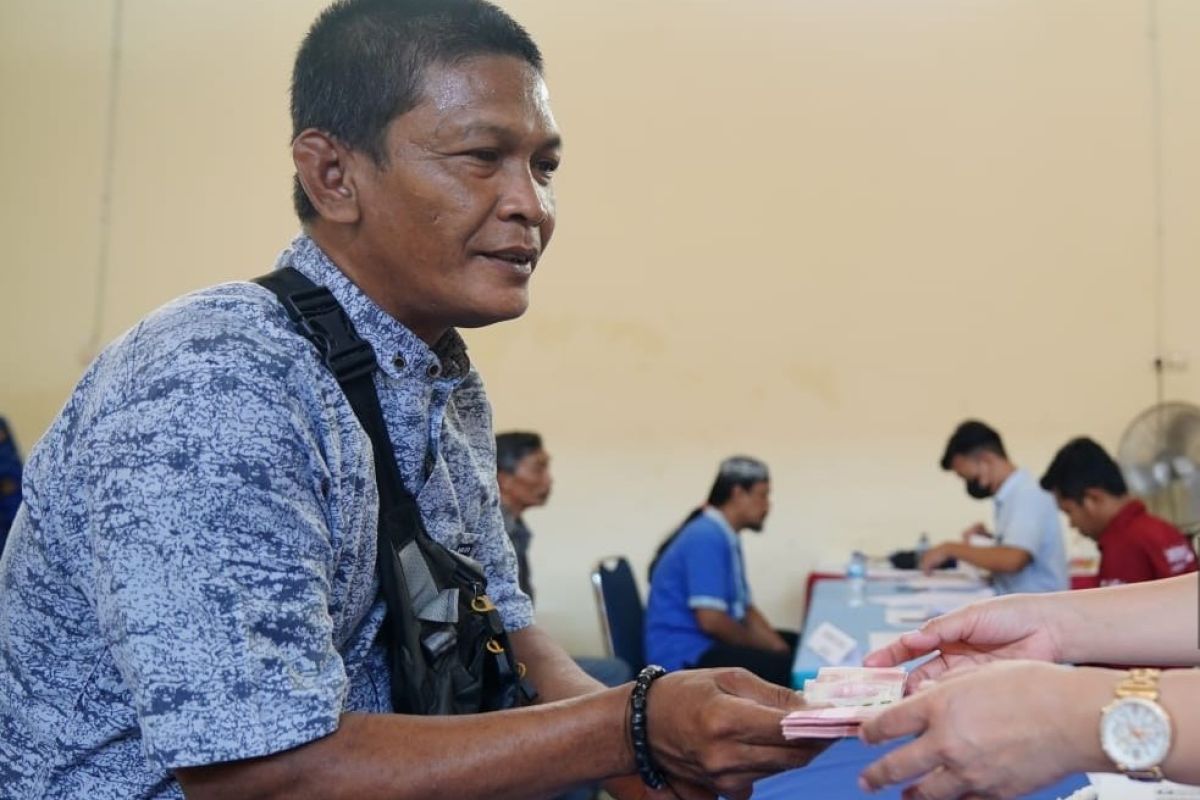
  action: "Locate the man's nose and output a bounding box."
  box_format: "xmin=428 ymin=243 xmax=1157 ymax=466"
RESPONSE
xmin=497 ymin=164 xmax=551 ymax=227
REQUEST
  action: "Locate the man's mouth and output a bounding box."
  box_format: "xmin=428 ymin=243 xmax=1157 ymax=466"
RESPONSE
xmin=479 ymin=247 xmax=539 ymax=273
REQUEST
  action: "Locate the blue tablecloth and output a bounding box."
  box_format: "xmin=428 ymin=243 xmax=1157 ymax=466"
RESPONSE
xmin=792 ymin=578 xmax=988 ymax=687
xmin=779 ymin=577 xmax=1090 ymax=799
xmin=751 ymin=737 xmax=1089 ymax=799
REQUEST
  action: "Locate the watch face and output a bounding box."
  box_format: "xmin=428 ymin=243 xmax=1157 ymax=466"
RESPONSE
xmin=1101 ymin=697 xmax=1172 ymax=771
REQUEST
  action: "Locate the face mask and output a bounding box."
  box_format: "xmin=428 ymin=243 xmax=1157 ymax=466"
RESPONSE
xmin=965 ymin=479 xmax=993 ymax=500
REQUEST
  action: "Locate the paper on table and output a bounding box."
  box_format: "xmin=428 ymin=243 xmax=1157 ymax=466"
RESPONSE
xmin=885 ymin=607 xmax=932 ymax=626
xmin=804 ymin=621 xmax=858 ymax=665
xmin=898 ymin=575 xmax=987 ymax=591
xmin=1084 ymin=774 xmax=1200 ymax=799
xmin=868 ymin=589 xmax=994 ymax=612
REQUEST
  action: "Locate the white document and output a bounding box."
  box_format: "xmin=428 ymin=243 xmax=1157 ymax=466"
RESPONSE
xmin=868 ymin=589 xmax=994 ymax=613
xmin=898 ymin=574 xmax=986 ymax=591
xmin=804 ymin=621 xmax=858 ymax=665
xmin=885 ymin=606 xmax=932 ymax=626
xmin=1081 ymin=774 xmax=1200 ymax=799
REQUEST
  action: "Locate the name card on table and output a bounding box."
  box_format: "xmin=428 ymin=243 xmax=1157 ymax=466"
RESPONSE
xmin=804 ymin=621 xmax=858 ymax=666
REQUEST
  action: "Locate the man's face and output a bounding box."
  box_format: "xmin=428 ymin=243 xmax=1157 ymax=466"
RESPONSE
xmin=1055 ymin=491 xmax=1104 ymax=539
xmin=737 ymin=481 xmax=772 ymax=532
xmin=502 ymin=448 xmax=553 ymax=510
xmin=348 ymin=55 xmax=561 ymax=339
xmin=950 ymin=454 xmax=993 ymax=499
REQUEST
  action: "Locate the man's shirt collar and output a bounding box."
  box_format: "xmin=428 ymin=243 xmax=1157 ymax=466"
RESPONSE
xmin=279 ymin=234 xmax=471 ymax=383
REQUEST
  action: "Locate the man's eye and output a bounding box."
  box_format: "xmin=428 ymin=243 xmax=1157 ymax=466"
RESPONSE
xmin=467 ymin=149 xmax=500 ymax=163
xmin=535 ymin=158 xmax=560 ymax=175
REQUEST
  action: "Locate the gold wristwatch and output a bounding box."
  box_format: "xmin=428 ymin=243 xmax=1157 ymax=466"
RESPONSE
xmin=1098 ymin=668 xmax=1172 ymax=781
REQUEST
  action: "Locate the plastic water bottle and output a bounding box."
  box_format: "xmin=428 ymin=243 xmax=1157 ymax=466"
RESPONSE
xmin=916 ymin=532 xmax=930 ymax=562
xmin=846 ymin=550 xmax=867 ymax=606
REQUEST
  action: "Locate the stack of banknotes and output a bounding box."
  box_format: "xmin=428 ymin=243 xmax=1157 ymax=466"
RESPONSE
xmin=781 ymin=667 xmax=907 ymax=739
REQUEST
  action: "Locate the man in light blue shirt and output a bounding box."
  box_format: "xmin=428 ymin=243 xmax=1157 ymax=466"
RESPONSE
xmin=922 ymin=420 xmax=1067 ymax=594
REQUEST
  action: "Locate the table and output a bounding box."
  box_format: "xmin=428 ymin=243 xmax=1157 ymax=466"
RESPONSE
xmin=782 ymin=578 xmax=1092 ymax=800
xmin=793 ymin=578 xmax=992 ymax=687
xmin=803 ymin=566 xmax=1101 ymax=612
xmin=750 ymin=737 xmax=1089 ymax=799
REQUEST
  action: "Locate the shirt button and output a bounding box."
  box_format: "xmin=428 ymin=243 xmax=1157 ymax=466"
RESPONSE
xmin=427 ymin=363 xmax=441 ymax=378
xmin=393 ymin=355 xmax=406 ymax=370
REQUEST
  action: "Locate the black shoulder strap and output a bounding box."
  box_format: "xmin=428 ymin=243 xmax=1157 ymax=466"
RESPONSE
xmin=253 ymin=268 xmax=422 ymax=542
xmin=253 ymin=267 xmax=535 ymax=714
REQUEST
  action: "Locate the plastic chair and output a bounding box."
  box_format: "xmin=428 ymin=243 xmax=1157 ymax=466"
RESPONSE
xmin=590 ymin=556 xmax=646 ymax=673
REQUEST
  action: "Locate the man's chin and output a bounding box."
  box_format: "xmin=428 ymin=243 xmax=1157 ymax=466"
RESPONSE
xmin=452 ymin=298 xmax=531 ymax=330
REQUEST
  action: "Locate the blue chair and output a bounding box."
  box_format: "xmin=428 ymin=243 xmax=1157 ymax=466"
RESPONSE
xmin=0 ymin=417 xmax=22 ymax=553
xmin=591 ymin=556 xmax=646 ymax=673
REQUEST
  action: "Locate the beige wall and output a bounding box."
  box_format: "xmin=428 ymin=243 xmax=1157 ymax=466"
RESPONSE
xmin=2 ymin=0 xmax=1198 ymax=654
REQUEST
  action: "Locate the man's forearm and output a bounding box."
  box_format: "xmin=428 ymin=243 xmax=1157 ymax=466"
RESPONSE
xmin=695 ymin=608 xmax=761 ymax=648
xmin=744 ymin=607 xmax=788 ymax=652
xmin=511 ymin=624 xmax=610 ymax=703
xmin=509 ymin=626 xmax=650 ymax=800
xmin=177 ymin=689 xmax=636 ymax=800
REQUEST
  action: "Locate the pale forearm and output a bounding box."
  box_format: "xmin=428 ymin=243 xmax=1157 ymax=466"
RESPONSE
xmin=178 ymin=689 xmax=635 ymax=800
xmin=1057 ymin=668 xmax=1200 ymax=784
xmin=1055 ymin=575 xmax=1200 ymax=665
xmin=1159 ymin=669 xmax=1200 ymax=781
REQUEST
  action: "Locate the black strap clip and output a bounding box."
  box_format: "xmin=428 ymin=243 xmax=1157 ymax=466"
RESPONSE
xmin=280 ymin=285 xmax=377 ymax=383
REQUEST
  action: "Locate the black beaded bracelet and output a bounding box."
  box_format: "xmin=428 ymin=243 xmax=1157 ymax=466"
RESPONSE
xmin=629 ymin=664 xmax=668 ymax=790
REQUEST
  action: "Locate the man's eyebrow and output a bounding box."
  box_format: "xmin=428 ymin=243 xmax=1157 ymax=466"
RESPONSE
xmin=453 ymin=122 xmax=562 ymax=149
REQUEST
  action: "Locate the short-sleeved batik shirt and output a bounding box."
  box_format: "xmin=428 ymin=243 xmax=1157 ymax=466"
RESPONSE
xmin=0 ymin=234 xmax=532 ymax=799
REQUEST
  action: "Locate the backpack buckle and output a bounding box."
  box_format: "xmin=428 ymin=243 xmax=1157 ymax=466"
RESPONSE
xmin=283 ymin=287 xmax=378 ymax=382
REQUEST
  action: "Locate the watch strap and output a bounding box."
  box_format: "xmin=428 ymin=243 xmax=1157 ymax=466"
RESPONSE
xmin=1107 ymin=668 xmax=1167 ymax=782
xmin=1114 ymin=668 xmax=1162 ymax=701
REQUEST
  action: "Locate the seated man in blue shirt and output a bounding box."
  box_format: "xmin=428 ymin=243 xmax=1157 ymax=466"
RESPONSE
xmin=0 ymin=2 xmax=826 ymax=798
xmin=921 ymin=419 xmax=1068 ymax=594
xmin=644 ymin=457 xmax=797 ymax=686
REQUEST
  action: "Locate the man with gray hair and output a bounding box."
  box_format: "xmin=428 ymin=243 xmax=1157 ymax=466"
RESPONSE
xmin=644 ymin=457 xmax=797 ymax=686
xmin=494 ymin=430 xmax=630 ymax=686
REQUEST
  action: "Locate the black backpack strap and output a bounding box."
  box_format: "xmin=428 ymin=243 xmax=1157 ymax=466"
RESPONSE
xmin=253 ymin=268 xmax=417 ymax=535
xmin=252 ymin=267 xmax=534 ymax=713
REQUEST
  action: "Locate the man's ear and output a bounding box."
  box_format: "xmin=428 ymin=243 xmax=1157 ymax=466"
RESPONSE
xmin=1082 ymin=487 xmax=1106 ymax=509
xmin=292 ymin=129 xmax=363 ymax=224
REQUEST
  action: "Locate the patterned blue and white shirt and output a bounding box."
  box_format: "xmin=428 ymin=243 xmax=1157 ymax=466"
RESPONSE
xmin=0 ymin=234 xmax=533 ymax=799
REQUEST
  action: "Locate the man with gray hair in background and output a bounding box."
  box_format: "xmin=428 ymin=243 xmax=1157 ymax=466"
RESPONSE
xmin=494 ymin=430 xmax=631 ymax=688
xmin=644 ymin=457 xmax=798 ymax=687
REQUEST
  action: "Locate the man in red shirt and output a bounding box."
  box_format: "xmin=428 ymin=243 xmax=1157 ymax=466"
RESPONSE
xmin=1041 ymin=437 xmax=1197 ymax=586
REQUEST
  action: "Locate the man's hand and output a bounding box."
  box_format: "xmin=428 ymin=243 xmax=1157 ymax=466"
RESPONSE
xmin=646 ymin=668 xmax=830 ymax=800
xmin=959 ymin=522 xmax=990 ymax=543
xmin=918 ymin=542 xmax=955 ymax=574
xmin=858 ymin=661 xmax=1114 ymax=799
xmin=862 ymin=593 xmax=1066 ymax=684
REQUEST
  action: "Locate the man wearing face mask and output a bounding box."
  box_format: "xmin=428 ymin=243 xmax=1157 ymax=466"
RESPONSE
xmin=921 ymin=420 xmax=1068 ymax=594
